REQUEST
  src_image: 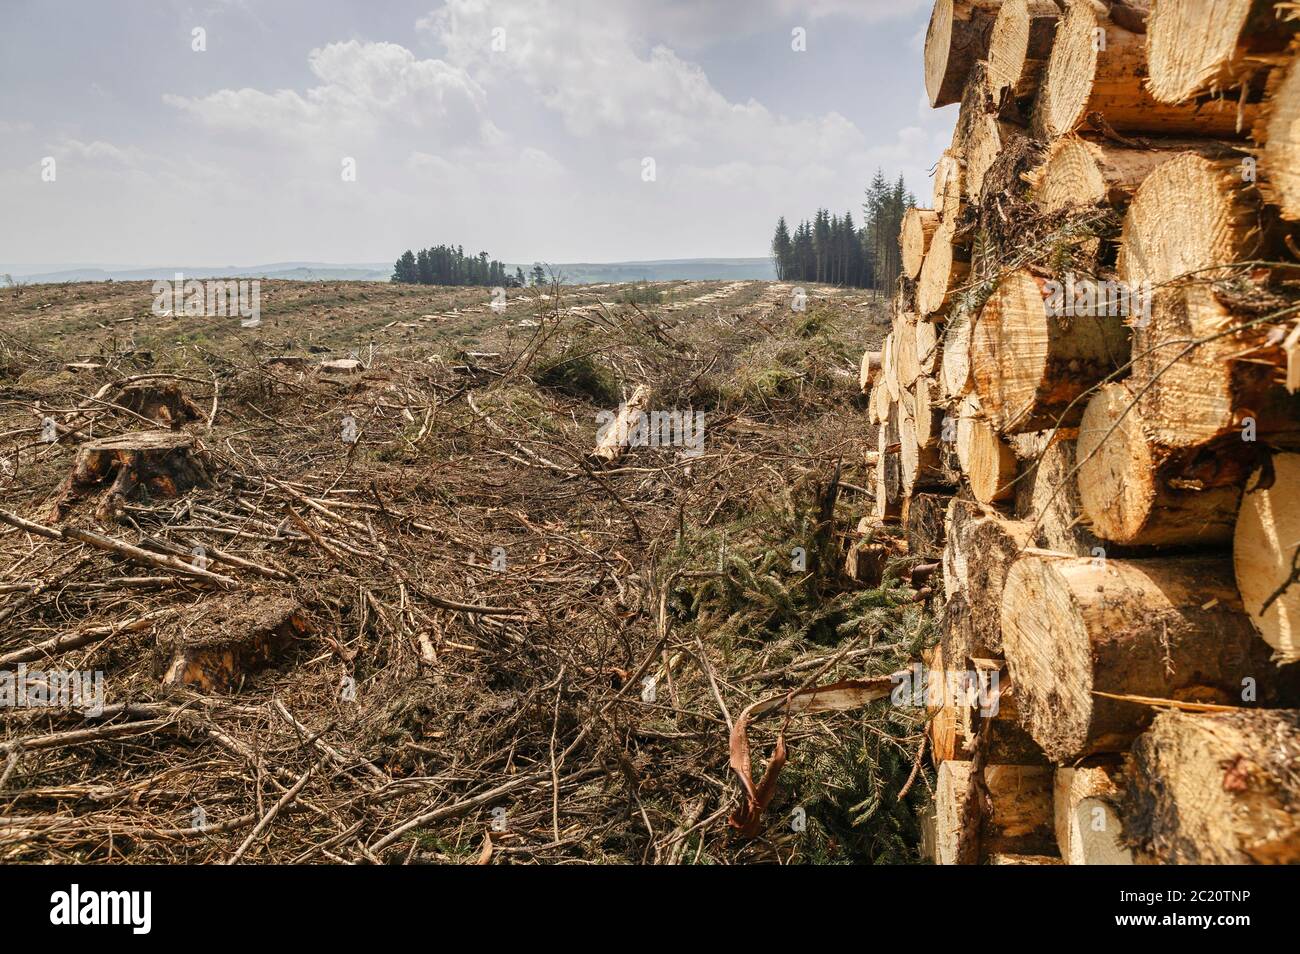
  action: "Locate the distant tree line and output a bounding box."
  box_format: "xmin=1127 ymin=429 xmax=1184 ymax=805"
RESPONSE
xmin=770 ymin=169 xmax=916 ymax=295
xmin=392 ymin=245 xmax=528 ymax=287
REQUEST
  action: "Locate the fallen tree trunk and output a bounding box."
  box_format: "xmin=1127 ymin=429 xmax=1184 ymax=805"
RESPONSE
xmin=1235 ymin=453 xmax=1300 ymax=664
xmin=971 ymin=269 xmax=1131 ymax=433
xmin=592 ymin=385 xmax=651 ymax=462
xmin=1000 ymin=552 xmax=1289 ymax=762
xmin=1123 ymin=708 xmax=1300 ymax=864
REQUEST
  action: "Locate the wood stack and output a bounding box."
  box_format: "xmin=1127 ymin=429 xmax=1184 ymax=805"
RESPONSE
xmin=868 ymin=0 xmax=1300 ymax=865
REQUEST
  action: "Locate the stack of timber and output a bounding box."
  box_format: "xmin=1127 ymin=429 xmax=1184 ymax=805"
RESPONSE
xmin=860 ymin=0 xmax=1300 ymax=865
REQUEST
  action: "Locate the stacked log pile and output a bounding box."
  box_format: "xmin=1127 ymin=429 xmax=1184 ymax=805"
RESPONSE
xmin=867 ymin=0 xmax=1300 ymax=864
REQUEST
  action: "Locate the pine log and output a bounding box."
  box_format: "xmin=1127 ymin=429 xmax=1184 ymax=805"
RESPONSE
xmin=1033 ymin=0 xmax=1257 ymax=139
xmin=1148 ymin=0 xmax=1299 ymax=105
xmin=961 ymin=511 xmax=1033 ymax=656
xmin=858 ymin=350 xmax=882 ymax=393
xmin=1054 ymin=765 xmax=1135 ymax=865
xmin=925 ymin=0 xmax=1004 ymax=108
xmin=1123 ymin=708 xmax=1300 ymax=864
xmin=895 ymin=313 xmax=922 ymax=388
xmin=961 ymin=402 xmax=1018 ymax=503
xmin=1118 ymin=152 xmax=1272 ymax=290
xmin=592 ymin=384 xmax=651 ymax=462
xmin=912 ymin=376 xmax=948 ymax=451
xmin=874 ymin=414 xmax=904 ymax=522
xmin=1235 ymin=453 xmax=1300 ymax=664
xmin=940 ymin=314 xmax=974 ymax=399
xmin=1032 ymin=135 xmax=1237 ymax=212
xmin=986 ymin=853 xmax=1063 ymax=864
xmin=1000 ymin=552 xmax=1290 ymax=762
xmin=900 ymin=386 xmax=949 ymax=494
xmin=1013 ymin=428 xmax=1113 ymax=556
xmin=916 ymin=320 xmax=941 ymax=376
xmin=917 ymin=220 xmax=972 ymax=318
xmin=902 ymin=209 xmax=941 ymax=279
xmin=942 ymin=495 xmax=983 ymax=600
xmin=933 ymin=151 xmax=965 ymax=221
xmin=954 ymin=61 xmax=1023 ymax=202
xmin=926 ymin=643 xmax=961 ymax=765
xmin=986 ymin=0 xmax=1061 ymax=102
xmin=935 ymin=760 xmax=1056 ymax=864
xmin=881 ymin=331 xmax=900 ymax=402
xmin=1133 ymin=283 xmax=1300 ymax=449
xmin=1258 ymin=45 xmax=1300 ymax=220
xmin=972 ymin=270 xmax=1131 ymax=434
xmin=1077 ymin=382 xmax=1247 ymax=546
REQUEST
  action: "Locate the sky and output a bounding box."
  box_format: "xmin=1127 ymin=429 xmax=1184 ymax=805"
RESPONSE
xmin=0 ymin=0 xmax=956 ymax=266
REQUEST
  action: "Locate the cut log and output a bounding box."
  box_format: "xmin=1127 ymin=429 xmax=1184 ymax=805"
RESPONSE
xmin=1118 ymin=152 xmax=1270 ymax=290
xmin=1076 ymin=382 xmax=1247 ymax=546
xmin=1054 ymin=765 xmax=1134 ymax=865
xmin=925 ymin=0 xmax=1004 ymax=108
xmin=1000 ymin=552 xmax=1289 ymax=762
xmin=915 ymin=320 xmax=940 ymax=377
xmin=900 ymin=390 xmax=949 ymax=494
xmin=972 ymin=269 xmax=1131 ymax=434
xmin=926 ymin=643 xmax=961 ymax=765
xmin=966 ymin=413 xmax=1018 ymax=503
xmin=874 ymin=416 xmax=903 ymax=522
xmin=1032 ymin=135 xmax=1237 ymax=212
xmin=987 ymin=853 xmax=1063 ymax=864
xmin=47 ymin=430 xmax=210 ymax=523
xmin=160 ymin=596 xmax=312 ymax=693
xmin=1014 ymin=429 xmax=1113 ymax=556
xmin=961 ymin=511 xmax=1033 ymax=655
xmin=933 ymin=151 xmax=965 ymax=221
xmin=895 ymin=314 xmax=921 ymax=388
xmin=1123 ymin=708 xmax=1300 ymax=864
xmin=1258 ymin=46 xmax=1300 ymax=220
xmin=881 ymin=332 xmax=900 ymax=402
xmin=1132 ymin=283 xmax=1300 ymax=448
xmin=1148 ymin=0 xmax=1300 ymax=105
xmin=320 ymin=358 xmax=363 ymax=374
xmin=935 ymin=760 xmax=1056 ymax=864
xmin=1033 ymin=0 xmax=1257 ymax=139
xmin=912 ymin=376 xmax=948 ymax=451
xmin=1235 ymin=453 xmax=1300 ymax=665
xmin=858 ymin=350 xmax=882 ymax=393
xmin=986 ymin=0 xmax=1061 ymax=102
xmin=940 ymin=314 xmax=974 ymax=399
xmin=906 ymin=491 xmax=950 ymax=560
xmin=592 ymin=384 xmax=651 ymax=462
xmin=902 ymin=209 xmax=941 ymax=279
xmin=942 ymin=495 xmax=983 ymax=600
xmin=954 ymin=61 xmax=1022 ymax=202
xmin=917 ymin=220 xmax=972 ymax=318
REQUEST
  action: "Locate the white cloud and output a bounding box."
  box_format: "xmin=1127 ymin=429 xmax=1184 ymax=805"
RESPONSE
xmin=164 ymin=40 xmax=486 ymax=142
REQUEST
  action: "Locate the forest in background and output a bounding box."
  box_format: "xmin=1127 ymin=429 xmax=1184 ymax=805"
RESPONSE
xmin=770 ymin=169 xmax=916 ymax=293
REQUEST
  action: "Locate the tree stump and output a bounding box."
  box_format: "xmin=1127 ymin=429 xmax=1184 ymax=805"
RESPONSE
xmin=159 ymin=596 xmax=312 ymax=693
xmin=48 ymin=430 xmax=210 ymax=523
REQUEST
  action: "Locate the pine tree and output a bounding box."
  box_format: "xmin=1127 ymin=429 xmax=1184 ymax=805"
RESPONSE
xmin=391 ymin=250 xmax=418 ymax=283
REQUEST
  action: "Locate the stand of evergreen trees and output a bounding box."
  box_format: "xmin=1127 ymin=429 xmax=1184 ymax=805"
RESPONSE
xmin=770 ymin=169 xmax=916 ymax=294
xmin=392 ymin=245 xmax=525 ymax=287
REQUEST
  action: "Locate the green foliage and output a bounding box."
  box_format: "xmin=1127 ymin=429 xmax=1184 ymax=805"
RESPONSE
xmin=531 ymin=346 xmax=622 ymax=406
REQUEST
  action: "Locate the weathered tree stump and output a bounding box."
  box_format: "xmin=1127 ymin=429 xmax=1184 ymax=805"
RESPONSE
xmin=111 ymin=380 xmax=204 ymax=429
xmin=159 ymin=596 xmax=312 ymax=693
xmin=48 ymin=430 xmax=210 ymax=522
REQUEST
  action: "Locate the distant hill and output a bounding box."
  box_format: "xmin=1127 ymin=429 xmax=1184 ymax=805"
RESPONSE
xmin=0 ymin=258 xmax=776 ymax=286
